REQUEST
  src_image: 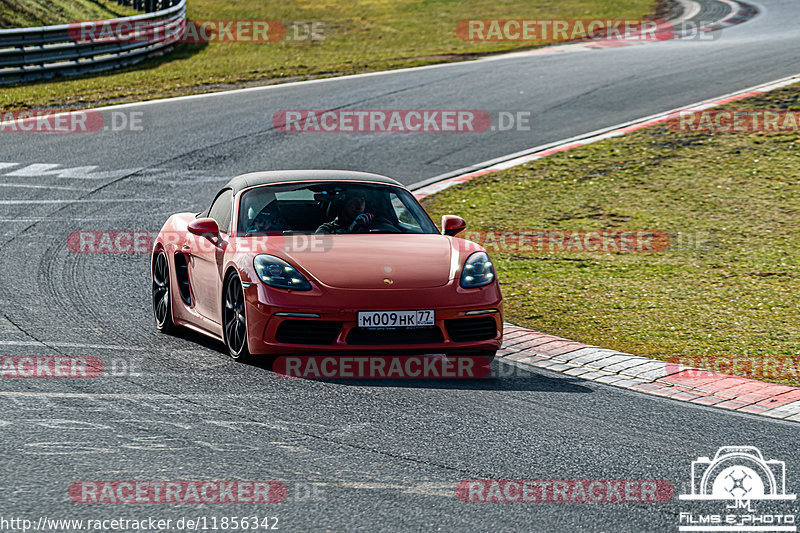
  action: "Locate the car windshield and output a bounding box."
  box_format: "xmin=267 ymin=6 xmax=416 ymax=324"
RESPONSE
xmin=237 ymin=181 xmax=440 ymax=235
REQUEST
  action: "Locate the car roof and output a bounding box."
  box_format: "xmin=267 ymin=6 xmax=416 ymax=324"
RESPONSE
xmin=224 ymin=170 xmax=404 ymax=195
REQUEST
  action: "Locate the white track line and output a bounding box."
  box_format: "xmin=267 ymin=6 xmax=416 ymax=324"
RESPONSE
xmin=0 ymin=341 xmax=146 ymax=350
xmin=0 ymin=183 xmax=87 ymax=191
xmin=0 ymin=199 xmax=162 ymax=205
xmin=677 ymin=0 xmax=703 ymax=21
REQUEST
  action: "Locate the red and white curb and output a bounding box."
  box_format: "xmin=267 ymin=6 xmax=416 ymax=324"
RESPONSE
xmin=480 ymin=0 xmax=757 ymax=59
xmin=498 ymin=324 xmax=800 ymax=422
xmin=411 ymin=71 xmax=800 ymax=421
xmin=412 ymin=73 xmax=800 ymax=200
xmin=703 ymin=0 xmax=759 ymax=32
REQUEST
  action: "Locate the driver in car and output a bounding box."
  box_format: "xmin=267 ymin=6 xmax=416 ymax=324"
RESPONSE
xmin=316 ymin=189 xmax=375 ymax=234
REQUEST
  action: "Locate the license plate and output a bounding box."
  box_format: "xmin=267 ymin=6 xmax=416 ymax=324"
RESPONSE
xmin=357 ymin=310 xmax=435 ymax=328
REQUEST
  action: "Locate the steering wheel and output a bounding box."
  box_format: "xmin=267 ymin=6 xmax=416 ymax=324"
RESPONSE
xmin=251 ymin=206 xmax=283 ymax=232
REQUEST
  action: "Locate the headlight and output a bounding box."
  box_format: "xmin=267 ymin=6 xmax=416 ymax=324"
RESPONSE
xmin=460 ymin=251 xmax=495 ymax=288
xmin=254 ymin=255 xmax=312 ymax=291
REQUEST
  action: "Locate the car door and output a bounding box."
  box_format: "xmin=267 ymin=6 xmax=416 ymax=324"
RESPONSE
xmin=184 ymin=188 xmax=233 ymax=322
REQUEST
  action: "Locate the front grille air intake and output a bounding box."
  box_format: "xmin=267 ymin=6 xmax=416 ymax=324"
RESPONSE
xmin=445 ymin=317 xmax=497 ymax=342
xmin=275 ymin=320 xmax=341 ymax=345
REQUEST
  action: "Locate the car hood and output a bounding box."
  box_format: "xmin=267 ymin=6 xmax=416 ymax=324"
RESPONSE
xmin=283 ymin=234 xmax=454 ymax=289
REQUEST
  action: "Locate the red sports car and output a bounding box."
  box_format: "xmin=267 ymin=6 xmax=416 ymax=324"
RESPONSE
xmin=151 ymin=170 xmax=503 ymax=362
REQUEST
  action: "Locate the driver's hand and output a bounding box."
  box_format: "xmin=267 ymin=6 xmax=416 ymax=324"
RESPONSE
xmin=348 ymin=212 xmax=374 ymax=232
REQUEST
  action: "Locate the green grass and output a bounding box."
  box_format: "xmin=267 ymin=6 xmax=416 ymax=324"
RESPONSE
xmin=0 ymin=0 xmax=657 ymax=109
xmin=0 ymin=0 xmax=136 ymax=28
xmin=422 ymin=86 xmax=800 ymax=386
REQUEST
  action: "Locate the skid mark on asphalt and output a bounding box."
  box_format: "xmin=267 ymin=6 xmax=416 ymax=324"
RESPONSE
xmin=0 ymin=392 xmax=491 ymax=485
xmin=319 ymin=481 xmax=453 ymax=497
xmin=0 ymin=392 xmax=177 ymax=399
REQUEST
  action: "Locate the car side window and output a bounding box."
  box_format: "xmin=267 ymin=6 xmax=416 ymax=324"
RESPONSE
xmin=207 ymin=189 xmax=234 ymax=233
xmin=390 ymin=192 xmax=422 ymax=231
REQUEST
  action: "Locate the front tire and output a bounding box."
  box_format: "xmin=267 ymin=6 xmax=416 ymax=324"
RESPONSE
xmin=223 ymin=273 xmax=250 ymax=360
xmin=152 ymin=251 xmax=175 ymax=333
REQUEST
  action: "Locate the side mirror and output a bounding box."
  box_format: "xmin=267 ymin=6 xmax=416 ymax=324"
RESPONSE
xmin=188 ymin=217 xmax=220 ymax=239
xmin=441 ymin=215 xmax=466 ymax=237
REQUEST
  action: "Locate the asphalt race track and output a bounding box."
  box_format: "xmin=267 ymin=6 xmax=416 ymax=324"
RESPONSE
xmin=1 ymin=0 xmax=799 ymax=531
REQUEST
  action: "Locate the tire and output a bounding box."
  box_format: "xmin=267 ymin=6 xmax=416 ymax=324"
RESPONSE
xmin=223 ymin=272 xmax=250 ymax=360
xmin=152 ymin=250 xmax=175 ymax=333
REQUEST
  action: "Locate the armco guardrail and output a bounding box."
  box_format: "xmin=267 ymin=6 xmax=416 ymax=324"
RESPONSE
xmin=0 ymin=0 xmax=185 ymax=85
